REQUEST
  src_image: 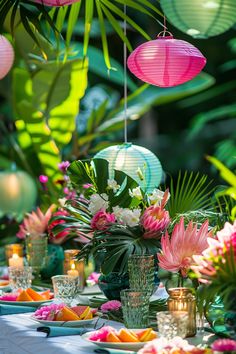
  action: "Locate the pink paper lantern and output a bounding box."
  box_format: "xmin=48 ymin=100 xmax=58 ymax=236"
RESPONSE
xmin=127 ymin=35 xmax=206 ymax=87
xmin=0 ymin=35 xmax=14 ymax=80
xmin=33 ymin=0 xmax=80 ymax=6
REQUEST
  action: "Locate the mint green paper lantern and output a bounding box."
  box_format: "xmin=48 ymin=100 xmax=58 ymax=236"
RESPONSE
xmin=160 ymin=0 xmax=236 ymax=38
xmin=0 ymin=169 xmax=37 ymax=216
xmin=94 ymin=143 xmax=163 ymax=193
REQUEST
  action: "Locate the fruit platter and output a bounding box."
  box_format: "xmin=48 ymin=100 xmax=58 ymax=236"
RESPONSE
xmin=82 ymin=326 xmax=158 ymax=351
xmin=31 ymin=304 xmax=98 ymax=327
xmin=0 ymin=288 xmax=53 ymax=306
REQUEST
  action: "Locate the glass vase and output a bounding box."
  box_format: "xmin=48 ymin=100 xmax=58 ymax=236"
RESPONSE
xmin=25 ymin=234 xmax=48 ymax=280
xmin=128 ymin=254 xmax=155 ymax=296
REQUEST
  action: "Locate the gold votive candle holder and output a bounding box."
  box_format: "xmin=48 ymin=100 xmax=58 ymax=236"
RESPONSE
xmin=167 ymin=287 xmax=196 ymax=337
xmin=63 ymin=249 xmax=85 ymax=292
xmin=5 ymin=244 xmax=24 ymax=266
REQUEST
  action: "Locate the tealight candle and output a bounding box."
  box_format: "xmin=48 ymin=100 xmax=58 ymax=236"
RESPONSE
xmin=67 ymin=263 xmax=79 ymax=277
xmin=9 ymin=253 xmax=24 ymax=268
xmin=5 ymin=244 xmax=24 ymax=265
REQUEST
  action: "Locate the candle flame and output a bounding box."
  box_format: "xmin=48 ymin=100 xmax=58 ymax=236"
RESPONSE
xmin=71 ymin=263 xmax=75 ymax=270
xmin=12 ymin=253 xmax=19 ymax=259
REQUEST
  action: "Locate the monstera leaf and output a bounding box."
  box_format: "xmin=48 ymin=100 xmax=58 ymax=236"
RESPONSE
xmin=13 ymin=57 xmax=88 ymax=180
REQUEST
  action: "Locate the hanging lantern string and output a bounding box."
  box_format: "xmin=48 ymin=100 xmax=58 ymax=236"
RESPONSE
xmin=158 ymin=16 xmax=173 ymax=38
xmin=123 ymin=4 xmax=128 ymax=144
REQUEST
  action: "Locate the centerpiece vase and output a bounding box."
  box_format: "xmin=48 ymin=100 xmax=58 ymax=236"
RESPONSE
xmin=25 ymin=234 xmax=48 ymax=280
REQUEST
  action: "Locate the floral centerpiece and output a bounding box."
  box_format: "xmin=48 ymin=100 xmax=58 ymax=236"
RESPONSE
xmin=192 ymin=220 xmax=236 ymax=312
xmin=52 ymin=158 xmax=171 ymax=276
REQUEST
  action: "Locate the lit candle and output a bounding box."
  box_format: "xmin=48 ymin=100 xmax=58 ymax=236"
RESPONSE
xmin=9 ymin=253 xmax=24 ymax=268
xmin=67 ymin=263 xmax=79 ymax=277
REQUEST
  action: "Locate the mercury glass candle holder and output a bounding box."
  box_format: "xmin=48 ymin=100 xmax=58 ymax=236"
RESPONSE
xmin=63 ymin=249 xmax=85 ymax=292
xmin=5 ymin=244 xmax=24 ymax=265
xmin=128 ymin=254 xmax=155 ymax=296
xmin=157 ymin=311 xmax=189 ymax=339
xmin=167 ymin=287 xmax=196 ymax=337
xmin=120 ymin=289 xmax=150 ymax=328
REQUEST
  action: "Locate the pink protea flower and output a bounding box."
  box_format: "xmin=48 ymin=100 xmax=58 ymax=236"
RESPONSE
xmin=16 ymin=205 xmax=55 ymax=239
xmin=211 ymin=338 xmax=236 ymax=351
xmin=34 ymin=303 xmax=65 ymax=321
xmin=141 ymin=206 xmax=170 ymax=239
xmin=48 ymin=210 xmax=70 ymax=244
xmin=91 ymin=209 xmax=116 ymax=231
xmin=100 ymin=300 xmax=121 ymax=312
xmin=158 ymin=218 xmax=211 ymax=277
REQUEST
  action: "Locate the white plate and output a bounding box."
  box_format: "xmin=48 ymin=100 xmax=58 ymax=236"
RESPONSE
xmin=0 ymin=299 xmax=52 ymax=307
xmin=81 ymin=329 xmax=158 ymax=351
xmin=31 ymin=315 xmax=98 ymax=327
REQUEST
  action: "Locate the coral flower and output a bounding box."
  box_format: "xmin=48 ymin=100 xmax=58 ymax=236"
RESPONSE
xmin=141 ymin=206 xmax=170 ymax=239
xmin=158 ymin=218 xmax=211 ymax=276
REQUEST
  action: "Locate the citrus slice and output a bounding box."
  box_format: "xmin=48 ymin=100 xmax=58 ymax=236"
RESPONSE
xmin=106 ymin=332 xmax=121 ymax=343
xmin=40 ymin=290 xmax=51 ymax=300
xmin=145 ymin=330 xmax=157 ymax=341
xmin=71 ymin=305 xmax=91 ymax=320
xmin=55 ymin=307 xmax=80 ymax=321
xmin=83 ymin=310 xmax=93 ymax=320
xmin=26 ymin=288 xmax=44 ymax=301
xmin=136 ymin=328 xmax=153 ymax=342
xmin=16 ymin=290 xmax=34 ymax=302
xmin=118 ymin=328 xmax=139 ymax=342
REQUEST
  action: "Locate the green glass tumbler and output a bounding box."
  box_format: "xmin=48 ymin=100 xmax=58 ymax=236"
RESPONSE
xmin=120 ymin=289 xmax=150 ymax=328
xmin=128 ymin=255 xmax=155 ymax=296
xmin=25 ymin=234 xmax=48 ymax=280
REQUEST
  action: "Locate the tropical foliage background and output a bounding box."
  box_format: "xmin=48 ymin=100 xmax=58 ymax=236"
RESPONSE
xmin=0 ymin=0 xmax=235 ymax=244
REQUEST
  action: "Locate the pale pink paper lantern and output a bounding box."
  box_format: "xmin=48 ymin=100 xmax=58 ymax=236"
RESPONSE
xmin=0 ymin=35 xmax=14 ymax=80
xmin=34 ymin=0 xmax=80 ymax=6
xmin=127 ymin=35 xmax=207 ymax=87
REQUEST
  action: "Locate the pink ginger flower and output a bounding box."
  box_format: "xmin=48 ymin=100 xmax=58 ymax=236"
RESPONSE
xmin=48 ymin=210 xmax=70 ymax=244
xmin=158 ymin=218 xmax=211 ymax=277
xmin=100 ymin=300 xmax=121 ymax=312
xmin=141 ymin=205 xmax=170 ymax=239
xmin=211 ymin=339 xmax=236 ymax=351
xmin=16 ymin=205 xmax=55 ymax=239
xmin=91 ymin=209 xmax=116 ymax=231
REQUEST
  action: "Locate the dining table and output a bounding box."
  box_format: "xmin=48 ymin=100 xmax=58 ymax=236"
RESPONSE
xmin=0 ymin=286 xmax=215 ymax=354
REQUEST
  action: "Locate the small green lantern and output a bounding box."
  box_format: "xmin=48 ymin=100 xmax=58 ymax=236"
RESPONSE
xmin=94 ymin=143 xmax=163 ymax=193
xmin=160 ymin=0 xmax=236 ymax=38
xmin=0 ymin=168 xmax=37 ymax=216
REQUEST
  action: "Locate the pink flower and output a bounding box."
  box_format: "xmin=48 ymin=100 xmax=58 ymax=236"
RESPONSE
xmin=101 ymin=300 xmax=121 ymax=312
xmin=48 ymin=210 xmax=70 ymax=244
xmin=16 ymin=205 xmax=54 ymax=239
xmin=83 ymin=183 xmax=93 ymax=189
xmin=39 ymin=175 xmax=48 ymax=183
xmin=91 ymin=209 xmax=116 ymax=231
xmin=211 ymin=339 xmax=236 ymax=351
xmin=141 ymin=206 xmax=170 ymax=239
xmin=58 ymin=161 xmax=70 ymax=173
xmin=158 ymin=218 xmax=211 ymax=277
xmin=87 ymin=272 xmax=101 ymax=284
xmin=34 ymin=303 xmax=65 ymax=321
